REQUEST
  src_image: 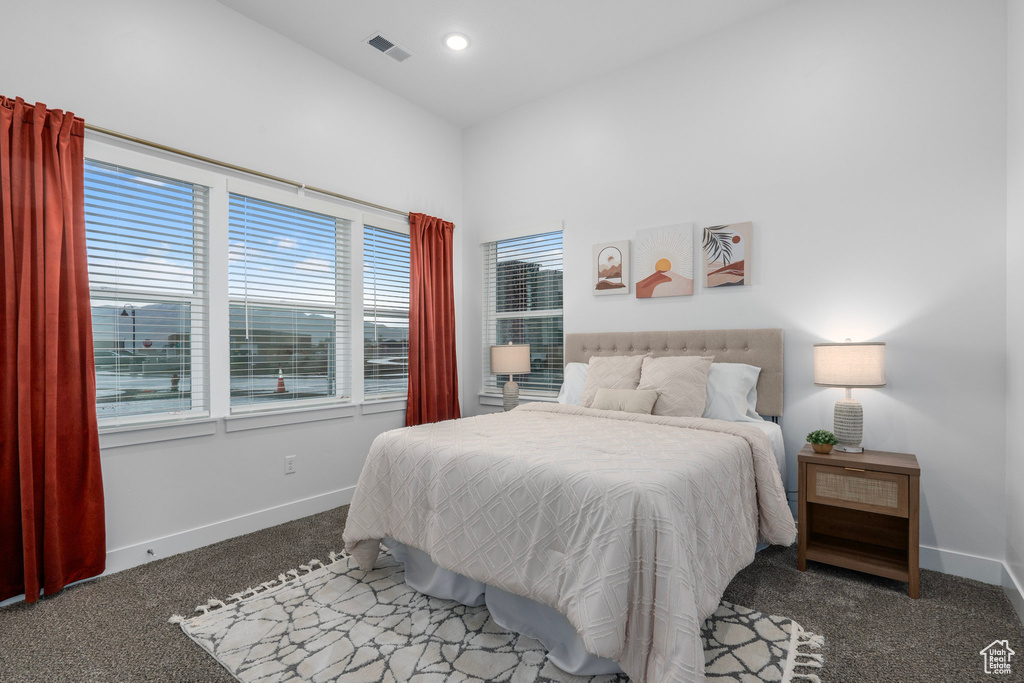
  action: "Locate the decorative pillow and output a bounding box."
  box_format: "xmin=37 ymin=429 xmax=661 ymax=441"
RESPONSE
xmin=557 ymin=362 xmax=590 ymax=406
xmin=590 ymin=388 xmax=659 ymax=414
xmin=638 ymin=355 xmax=714 ymax=417
xmin=703 ymin=362 xmax=763 ymax=422
xmin=580 ymin=354 xmax=648 ymax=408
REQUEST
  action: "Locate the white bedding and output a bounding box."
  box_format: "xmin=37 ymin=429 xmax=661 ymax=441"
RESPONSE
xmin=384 ymin=418 xmax=790 ymax=678
xmin=343 ymin=403 xmax=796 ymax=682
xmin=748 ymin=419 xmax=787 ymax=487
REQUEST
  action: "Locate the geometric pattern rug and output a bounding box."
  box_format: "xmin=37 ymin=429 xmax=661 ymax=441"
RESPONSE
xmin=171 ymin=550 xmax=823 ymax=682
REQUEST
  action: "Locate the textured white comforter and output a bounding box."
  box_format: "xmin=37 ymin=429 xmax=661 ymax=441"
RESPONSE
xmin=343 ymin=403 xmax=796 ymax=682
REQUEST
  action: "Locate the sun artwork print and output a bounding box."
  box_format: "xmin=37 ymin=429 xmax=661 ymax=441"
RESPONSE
xmin=593 ymin=240 xmax=630 ymax=295
xmin=703 ymin=221 xmax=752 ymax=288
xmin=635 ymin=223 xmax=694 ymax=298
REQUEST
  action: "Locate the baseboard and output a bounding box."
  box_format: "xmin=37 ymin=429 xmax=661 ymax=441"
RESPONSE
xmin=0 ymin=486 xmax=354 ymax=608
xmin=919 ymin=545 xmax=1006 ymax=585
xmin=1004 ymin=565 xmax=1024 ymax=627
xmin=105 ymin=486 xmax=356 ymax=574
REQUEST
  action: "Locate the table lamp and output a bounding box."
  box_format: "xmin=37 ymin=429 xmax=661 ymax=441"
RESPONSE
xmin=813 ymin=340 xmax=886 ymax=453
xmin=490 ymin=342 xmax=531 ymax=411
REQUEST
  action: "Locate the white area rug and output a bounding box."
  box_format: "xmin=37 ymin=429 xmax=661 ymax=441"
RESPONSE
xmin=172 ymin=550 xmax=823 ymax=682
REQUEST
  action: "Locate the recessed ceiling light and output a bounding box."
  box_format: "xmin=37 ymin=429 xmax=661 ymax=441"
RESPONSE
xmin=445 ymin=34 xmax=469 ymax=51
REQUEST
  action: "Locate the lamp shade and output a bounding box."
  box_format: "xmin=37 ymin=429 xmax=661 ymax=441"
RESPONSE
xmin=813 ymin=342 xmax=886 ymax=388
xmin=490 ymin=344 xmax=531 ymax=375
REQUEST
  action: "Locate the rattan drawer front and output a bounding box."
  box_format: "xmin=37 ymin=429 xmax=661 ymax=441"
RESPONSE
xmin=807 ymin=464 xmax=909 ymax=517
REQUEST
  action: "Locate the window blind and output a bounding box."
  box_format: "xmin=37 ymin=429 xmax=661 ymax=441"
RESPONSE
xmin=227 ymin=193 xmax=351 ymax=409
xmin=84 ymin=159 xmax=209 ymax=423
xmin=482 ymin=230 xmax=564 ymax=396
xmin=363 ymin=225 xmax=410 ymax=399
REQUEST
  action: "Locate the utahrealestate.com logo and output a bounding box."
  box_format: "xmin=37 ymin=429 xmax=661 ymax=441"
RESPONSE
xmin=980 ymin=640 xmax=1015 ymax=675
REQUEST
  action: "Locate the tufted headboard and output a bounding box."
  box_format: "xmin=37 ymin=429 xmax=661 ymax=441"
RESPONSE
xmin=564 ymin=329 xmax=784 ymax=417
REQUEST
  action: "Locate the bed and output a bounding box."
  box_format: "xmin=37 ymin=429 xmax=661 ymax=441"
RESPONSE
xmin=343 ymin=329 xmax=796 ymax=682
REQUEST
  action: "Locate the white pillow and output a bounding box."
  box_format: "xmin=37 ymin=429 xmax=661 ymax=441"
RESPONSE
xmin=591 ymin=388 xmax=659 ymax=414
xmin=557 ymin=362 xmax=590 ymax=405
xmin=580 ymin=354 xmax=648 ymax=408
xmin=637 ymin=356 xmax=714 ymax=417
xmin=703 ymin=362 xmax=762 ymax=422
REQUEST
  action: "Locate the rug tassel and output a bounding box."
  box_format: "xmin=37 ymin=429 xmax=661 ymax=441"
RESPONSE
xmin=173 ymin=550 xmax=351 ymax=625
xmin=798 ymin=633 xmax=824 ymax=649
xmin=784 ymin=624 xmax=825 ymax=683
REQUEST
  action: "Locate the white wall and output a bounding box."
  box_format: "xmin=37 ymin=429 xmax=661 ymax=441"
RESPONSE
xmin=463 ymin=0 xmax=1009 ymax=573
xmin=1005 ymin=0 xmax=1024 ymax=617
xmin=0 ymin=0 xmax=462 ymax=578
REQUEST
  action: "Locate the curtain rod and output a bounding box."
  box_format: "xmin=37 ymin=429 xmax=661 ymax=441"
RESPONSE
xmin=83 ymin=123 xmax=410 ymax=219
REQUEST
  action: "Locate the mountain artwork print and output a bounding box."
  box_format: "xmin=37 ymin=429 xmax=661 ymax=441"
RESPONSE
xmin=702 ymin=222 xmax=752 ymax=288
xmin=593 ymin=240 xmax=630 ymax=296
xmin=635 ymin=223 xmax=694 ymax=298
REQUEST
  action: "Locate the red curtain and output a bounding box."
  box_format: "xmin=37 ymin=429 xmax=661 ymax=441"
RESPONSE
xmin=406 ymin=213 xmax=460 ymax=426
xmin=1 ymin=96 xmax=105 ymax=603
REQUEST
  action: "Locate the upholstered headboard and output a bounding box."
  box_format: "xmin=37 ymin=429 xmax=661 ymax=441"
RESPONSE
xmin=564 ymin=329 xmax=784 ymax=417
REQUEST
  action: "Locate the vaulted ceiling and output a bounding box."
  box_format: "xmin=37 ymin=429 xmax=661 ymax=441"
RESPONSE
xmin=216 ymin=0 xmax=791 ymax=127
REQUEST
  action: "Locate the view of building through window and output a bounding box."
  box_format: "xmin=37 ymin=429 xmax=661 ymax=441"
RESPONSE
xmin=484 ymin=230 xmax=564 ymax=395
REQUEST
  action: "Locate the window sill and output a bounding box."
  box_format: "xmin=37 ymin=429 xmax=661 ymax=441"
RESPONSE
xmin=360 ymin=399 xmax=407 ymax=415
xmin=224 ymin=402 xmax=357 ymax=432
xmin=478 ymin=392 xmax=559 ymax=407
xmin=99 ymin=418 xmax=218 ymax=449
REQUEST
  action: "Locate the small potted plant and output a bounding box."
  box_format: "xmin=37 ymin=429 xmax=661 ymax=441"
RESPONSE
xmin=806 ymin=429 xmax=838 ymax=454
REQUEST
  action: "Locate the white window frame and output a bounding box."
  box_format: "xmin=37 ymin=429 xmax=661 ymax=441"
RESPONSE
xmin=84 ymin=140 xmax=217 ymax=429
xmin=225 ymin=177 xmax=360 ymax=415
xmin=83 ymin=136 xmax=411 ymax=441
xmin=362 ymin=214 xmax=411 ymax=402
xmin=481 ymin=228 xmax=564 ymax=399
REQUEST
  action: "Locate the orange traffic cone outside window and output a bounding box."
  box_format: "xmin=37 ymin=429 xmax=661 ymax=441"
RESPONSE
xmin=277 ymin=365 xmax=286 ymax=393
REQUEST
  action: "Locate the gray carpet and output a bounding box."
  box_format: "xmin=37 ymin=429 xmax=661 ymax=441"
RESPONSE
xmin=0 ymin=505 xmax=1021 ymax=682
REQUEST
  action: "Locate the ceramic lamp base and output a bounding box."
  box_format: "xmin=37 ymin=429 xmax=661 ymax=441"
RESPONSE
xmin=502 ymin=380 xmax=520 ymax=411
xmin=834 ymin=397 xmax=864 ymax=452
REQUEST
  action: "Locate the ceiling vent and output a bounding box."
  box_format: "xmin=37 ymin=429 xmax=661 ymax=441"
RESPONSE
xmin=366 ymin=33 xmax=413 ymax=63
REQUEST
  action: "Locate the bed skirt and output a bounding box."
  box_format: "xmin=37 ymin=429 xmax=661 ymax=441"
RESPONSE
xmin=386 ymin=539 xmax=624 ymax=676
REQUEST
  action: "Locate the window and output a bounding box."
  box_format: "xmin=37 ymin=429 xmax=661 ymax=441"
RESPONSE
xmin=84 ymin=159 xmax=209 ymax=423
xmin=482 ymin=230 xmax=564 ymax=396
xmin=227 ymin=193 xmax=351 ymax=410
xmin=363 ymin=224 xmax=410 ymax=400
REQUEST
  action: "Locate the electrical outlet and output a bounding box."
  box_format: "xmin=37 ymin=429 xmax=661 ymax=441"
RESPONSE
xmin=285 ymin=455 xmax=296 ymax=475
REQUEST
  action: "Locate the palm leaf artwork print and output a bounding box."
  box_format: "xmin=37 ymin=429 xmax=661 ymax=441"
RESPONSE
xmin=703 ymin=222 xmax=751 ymax=288
xmin=702 ymin=226 xmax=734 ymax=267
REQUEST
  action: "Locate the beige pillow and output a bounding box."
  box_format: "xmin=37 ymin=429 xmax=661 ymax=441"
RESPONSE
xmin=591 ymin=388 xmax=659 ymax=414
xmin=580 ymin=354 xmax=648 ymax=408
xmin=638 ymin=356 xmax=715 ymax=417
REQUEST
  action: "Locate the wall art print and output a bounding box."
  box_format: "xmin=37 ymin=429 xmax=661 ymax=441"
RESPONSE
xmin=635 ymin=223 xmax=694 ymax=298
xmin=593 ymin=240 xmax=630 ymax=295
xmin=703 ymin=221 xmax=752 ymax=288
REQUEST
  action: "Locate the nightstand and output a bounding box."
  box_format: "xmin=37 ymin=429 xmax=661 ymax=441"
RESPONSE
xmin=797 ymin=444 xmax=921 ymax=598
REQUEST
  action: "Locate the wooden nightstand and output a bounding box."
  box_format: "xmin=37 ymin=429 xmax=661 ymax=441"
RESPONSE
xmin=797 ymin=444 xmax=921 ymax=598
